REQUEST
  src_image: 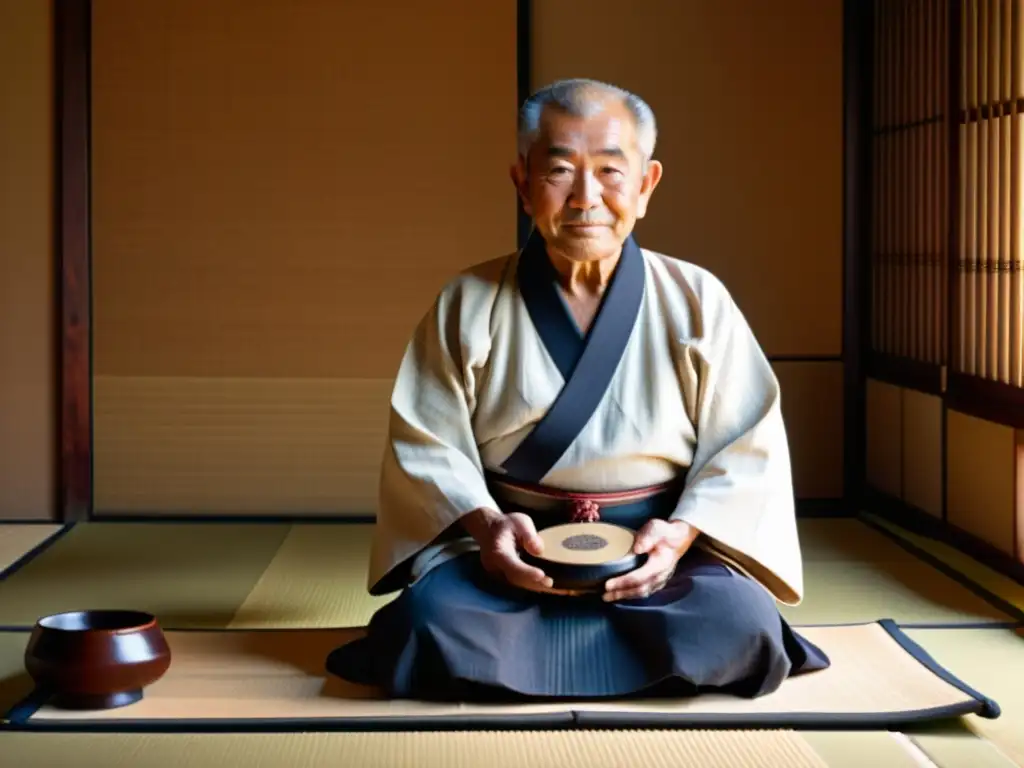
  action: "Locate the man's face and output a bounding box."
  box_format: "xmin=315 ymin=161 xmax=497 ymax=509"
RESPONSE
xmin=513 ymin=97 xmax=662 ymax=263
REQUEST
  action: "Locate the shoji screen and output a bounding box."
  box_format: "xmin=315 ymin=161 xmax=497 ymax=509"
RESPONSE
xmin=871 ymin=0 xmax=948 ymax=366
xmin=89 ymin=0 xmax=517 ymax=515
xmin=0 ymin=0 xmax=55 ymax=520
xmin=947 ymin=0 xmax=1022 ymax=555
xmin=954 ymin=0 xmax=1023 ymax=384
xmin=866 ymin=0 xmax=948 ymax=517
xmin=866 ymin=0 xmax=1022 ymax=560
xmin=532 ymin=0 xmax=845 ymax=500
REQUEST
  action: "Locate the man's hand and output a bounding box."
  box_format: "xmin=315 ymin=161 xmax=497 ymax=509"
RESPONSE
xmin=461 ymin=508 xmax=553 ymax=591
xmin=602 ymin=519 xmax=700 ymax=602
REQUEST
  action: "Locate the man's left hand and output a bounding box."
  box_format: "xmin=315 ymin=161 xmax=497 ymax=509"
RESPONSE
xmin=602 ymin=519 xmax=700 ymax=602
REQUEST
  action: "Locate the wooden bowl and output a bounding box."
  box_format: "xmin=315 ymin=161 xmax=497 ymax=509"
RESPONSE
xmin=24 ymin=609 xmax=172 ymax=710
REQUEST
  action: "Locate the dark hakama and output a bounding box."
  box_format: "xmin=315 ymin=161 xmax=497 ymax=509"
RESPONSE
xmin=326 ymin=544 xmax=829 ymax=700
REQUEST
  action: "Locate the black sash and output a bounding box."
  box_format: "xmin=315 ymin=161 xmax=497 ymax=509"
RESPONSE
xmin=499 ymin=230 xmax=646 ymax=483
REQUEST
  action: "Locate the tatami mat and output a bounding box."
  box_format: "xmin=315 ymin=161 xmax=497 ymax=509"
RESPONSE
xmin=910 ymin=730 xmax=1022 ymax=768
xmin=782 ymin=560 xmax=1011 ymax=625
xmin=2 ymin=706 xmax=1013 ymax=767
xmin=0 ymin=524 xmax=63 ymax=575
xmin=797 ymin=518 xmax=934 ymax=562
xmin=0 ymin=631 xmax=33 ymax=720
xmin=863 ymin=512 xmax=1024 ymax=614
xmin=0 ymin=523 xmax=290 ymax=628
xmin=3 ymin=633 xmax=819 ymax=764
xmin=235 ymin=520 xmax=1018 ymax=627
xmin=228 ymin=524 xmax=393 ymax=628
xmin=0 ymin=730 xmax=829 ymax=768
xmin=7 ymin=622 xmax=996 ymax=730
xmin=781 ymin=519 xmax=1013 ymax=625
xmin=11 ymin=730 xmax=1017 ymax=768
xmin=903 ymin=626 xmax=1024 ymax=766
xmin=801 ymin=732 xmax=934 ymax=768
xmin=0 ymin=513 xmax=1022 ymax=766
xmin=0 ymin=519 xmax=1016 ymax=630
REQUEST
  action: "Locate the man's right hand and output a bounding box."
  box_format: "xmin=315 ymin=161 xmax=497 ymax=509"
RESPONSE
xmin=461 ymin=508 xmax=553 ymax=590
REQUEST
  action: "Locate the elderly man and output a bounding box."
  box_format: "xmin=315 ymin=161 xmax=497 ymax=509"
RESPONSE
xmin=326 ymin=78 xmax=829 ymax=700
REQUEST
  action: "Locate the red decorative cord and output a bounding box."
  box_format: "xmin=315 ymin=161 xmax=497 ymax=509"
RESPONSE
xmin=569 ymin=499 xmax=601 ymax=523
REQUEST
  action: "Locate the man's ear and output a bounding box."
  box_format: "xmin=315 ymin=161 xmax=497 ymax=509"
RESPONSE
xmin=634 ymin=159 xmax=663 ymax=219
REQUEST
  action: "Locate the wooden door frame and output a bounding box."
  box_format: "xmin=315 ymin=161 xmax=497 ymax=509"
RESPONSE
xmin=55 ymin=0 xmax=91 ymax=522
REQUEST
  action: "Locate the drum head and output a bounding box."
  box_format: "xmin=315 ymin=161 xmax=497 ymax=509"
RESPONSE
xmin=520 ymin=521 xmax=644 ymax=592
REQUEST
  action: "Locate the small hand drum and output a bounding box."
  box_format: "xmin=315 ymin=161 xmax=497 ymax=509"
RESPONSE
xmin=520 ymin=521 xmax=645 ymax=592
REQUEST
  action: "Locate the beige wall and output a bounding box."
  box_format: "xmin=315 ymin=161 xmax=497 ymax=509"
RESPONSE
xmin=89 ymin=0 xmax=518 ymax=515
xmin=0 ymin=0 xmax=55 ymax=521
xmin=533 ymin=0 xmax=843 ymax=358
xmin=12 ymin=0 xmax=844 ymax=517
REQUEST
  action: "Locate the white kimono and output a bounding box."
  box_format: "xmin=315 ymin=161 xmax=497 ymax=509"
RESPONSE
xmin=367 ymin=236 xmax=804 ymax=606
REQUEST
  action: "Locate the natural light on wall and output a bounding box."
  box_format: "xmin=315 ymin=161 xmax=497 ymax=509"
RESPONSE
xmin=956 ymin=0 xmax=1024 ymax=385
xmin=871 ymin=0 xmax=1024 ymax=406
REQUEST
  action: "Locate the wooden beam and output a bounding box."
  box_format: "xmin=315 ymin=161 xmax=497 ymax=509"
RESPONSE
xmin=944 ymin=0 xmax=961 ymax=525
xmin=946 ymin=372 xmax=1024 ymax=429
xmin=866 ymin=353 xmax=945 ymax=397
xmin=1016 ymin=430 xmax=1024 ymax=566
xmin=516 ymin=0 xmax=532 ymax=249
xmin=960 ymin=97 xmax=1024 ymax=122
xmin=55 ymin=0 xmax=92 ymax=522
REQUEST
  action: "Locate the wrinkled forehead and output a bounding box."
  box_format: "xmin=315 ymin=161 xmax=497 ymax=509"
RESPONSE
xmin=532 ymin=99 xmax=642 ymax=161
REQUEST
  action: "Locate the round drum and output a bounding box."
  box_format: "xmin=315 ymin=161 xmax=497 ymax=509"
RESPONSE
xmin=519 ymin=521 xmax=645 ymax=592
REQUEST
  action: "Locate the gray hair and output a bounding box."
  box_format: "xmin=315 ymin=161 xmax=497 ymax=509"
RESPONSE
xmin=517 ymin=78 xmax=657 ymax=161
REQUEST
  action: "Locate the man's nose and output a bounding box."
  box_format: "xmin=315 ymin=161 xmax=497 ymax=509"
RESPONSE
xmin=569 ymin=170 xmax=602 ymax=208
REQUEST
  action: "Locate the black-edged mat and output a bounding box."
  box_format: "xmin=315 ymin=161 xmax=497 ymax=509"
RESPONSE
xmin=0 ymin=620 xmax=1001 ymax=732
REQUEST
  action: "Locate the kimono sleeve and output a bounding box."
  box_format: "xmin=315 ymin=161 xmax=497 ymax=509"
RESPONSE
xmin=368 ymin=274 xmax=503 ymax=594
xmin=669 ymin=281 xmax=804 ymax=605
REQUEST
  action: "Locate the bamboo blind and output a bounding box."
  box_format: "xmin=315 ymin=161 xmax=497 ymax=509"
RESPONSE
xmin=871 ymin=0 xmax=949 ymax=365
xmin=955 ymin=0 xmax=1024 ymax=385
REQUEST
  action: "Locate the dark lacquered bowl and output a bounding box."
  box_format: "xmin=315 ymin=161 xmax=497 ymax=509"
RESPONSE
xmin=519 ymin=522 xmax=648 ymax=592
xmin=24 ymin=609 xmax=172 ymax=710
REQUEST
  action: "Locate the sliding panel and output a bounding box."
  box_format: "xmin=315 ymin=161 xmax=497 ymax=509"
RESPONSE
xmin=953 ymin=0 xmax=1024 ymax=386
xmin=865 ymin=0 xmax=942 ymax=522
xmin=870 ymin=0 xmax=948 ymax=373
xmin=945 ymin=0 xmax=1024 ymax=560
xmin=0 ymin=0 xmax=55 ymax=520
xmin=946 ymin=408 xmax=1017 ymax=554
xmin=901 ymin=388 xmax=944 ymax=517
xmin=90 ymin=0 xmax=517 ymax=515
xmin=866 ymin=378 xmax=904 ymax=499
xmin=1017 ymin=430 xmax=1024 ymax=563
